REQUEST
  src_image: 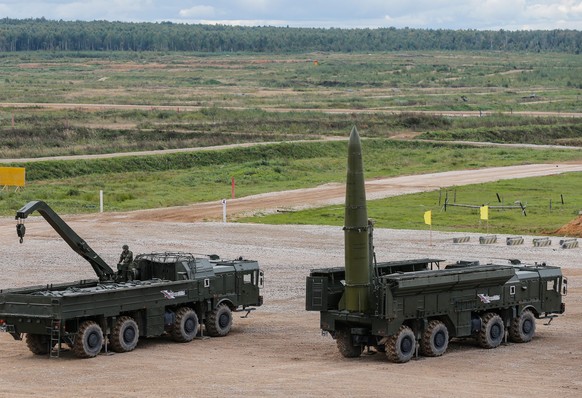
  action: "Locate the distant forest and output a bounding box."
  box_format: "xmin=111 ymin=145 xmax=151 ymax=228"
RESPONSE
xmin=0 ymin=18 xmax=580 ymax=53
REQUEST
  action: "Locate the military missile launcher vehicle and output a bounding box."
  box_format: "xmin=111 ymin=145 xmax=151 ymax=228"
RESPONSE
xmin=0 ymin=201 xmax=263 ymax=358
xmin=306 ymin=127 xmax=567 ymax=363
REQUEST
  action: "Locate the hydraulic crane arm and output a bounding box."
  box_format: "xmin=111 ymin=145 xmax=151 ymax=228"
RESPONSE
xmin=15 ymin=200 xmax=116 ymax=282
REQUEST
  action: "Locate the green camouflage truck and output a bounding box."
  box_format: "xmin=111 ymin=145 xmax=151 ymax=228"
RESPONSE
xmin=306 ymin=127 xmax=567 ymax=363
xmin=0 ymin=201 xmax=264 ymax=358
xmin=307 ymin=257 xmax=566 ymax=362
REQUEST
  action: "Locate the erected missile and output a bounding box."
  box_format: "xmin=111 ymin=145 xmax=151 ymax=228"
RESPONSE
xmin=343 ymin=126 xmax=370 ymax=312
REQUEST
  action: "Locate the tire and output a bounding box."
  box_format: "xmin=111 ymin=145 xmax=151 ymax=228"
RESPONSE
xmin=509 ymin=310 xmax=536 ymax=343
xmin=72 ymin=321 xmax=104 ymax=358
xmin=477 ymin=312 xmax=504 ymax=349
xmin=25 ymin=334 xmax=53 ymax=356
xmin=205 ymin=304 xmax=233 ymax=337
xmin=110 ymin=316 xmax=139 ymax=353
xmin=171 ymin=307 xmax=199 ymax=343
xmin=335 ymin=329 xmax=363 ymax=358
xmin=420 ymin=320 xmax=449 ymax=357
xmin=386 ymin=326 xmax=416 ymax=363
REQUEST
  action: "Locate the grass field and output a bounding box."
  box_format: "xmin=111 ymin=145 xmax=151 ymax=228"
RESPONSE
xmin=0 ymin=51 xmax=580 ymax=158
xmin=240 ymin=172 xmax=582 ymax=236
xmin=2 ymin=139 xmax=582 ymax=237
xmin=0 ymin=52 xmax=582 ymax=159
xmin=1 ymin=51 xmax=580 ymax=111
xmin=1 ymin=51 xmax=581 ymax=234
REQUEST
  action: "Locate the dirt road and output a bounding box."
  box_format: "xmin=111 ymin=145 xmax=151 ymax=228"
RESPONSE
xmin=99 ymin=162 xmax=582 ymax=222
xmin=2 ymin=102 xmax=581 ymax=119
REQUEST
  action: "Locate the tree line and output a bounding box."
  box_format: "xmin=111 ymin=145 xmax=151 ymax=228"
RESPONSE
xmin=0 ymin=18 xmax=580 ymax=53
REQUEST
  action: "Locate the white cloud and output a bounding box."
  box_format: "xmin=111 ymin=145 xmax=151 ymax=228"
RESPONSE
xmin=462 ymin=0 xmax=525 ymax=28
xmin=235 ymin=0 xmax=274 ymax=11
xmin=0 ymin=0 xmax=155 ymax=21
xmin=472 ymin=0 xmax=526 ymax=19
xmin=526 ymin=0 xmax=582 ymax=19
xmin=0 ymin=0 xmax=580 ymax=29
xmin=195 ymin=19 xmax=288 ymax=26
xmin=179 ymin=5 xmax=215 ymax=18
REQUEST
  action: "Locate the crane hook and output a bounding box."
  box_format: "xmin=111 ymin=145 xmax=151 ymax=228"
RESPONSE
xmin=16 ymin=222 xmax=26 ymax=244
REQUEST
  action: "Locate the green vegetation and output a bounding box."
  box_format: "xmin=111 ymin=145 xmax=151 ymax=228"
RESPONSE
xmin=0 ymin=51 xmax=581 ymax=122
xmin=418 ymin=117 xmax=582 ymax=145
xmin=0 ymin=50 xmax=581 ymax=236
xmin=1 ymin=140 xmax=581 ymax=224
xmin=239 ymin=172 xmax=582 ymax=236
xmin=0 ymin=20 xmax=579 ymax=53
xmin=1 ymin=108 xmax=581 ymax=159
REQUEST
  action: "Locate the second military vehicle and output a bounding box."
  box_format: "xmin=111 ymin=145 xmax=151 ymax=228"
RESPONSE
xmin=0 ymin=200 xmax=263 ymax=358
xmin=306 ymin=127 xmax=566 ymax=363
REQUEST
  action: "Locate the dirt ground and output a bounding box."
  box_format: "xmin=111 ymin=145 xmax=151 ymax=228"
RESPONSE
xmin=102 ymin=162 xmax=582 ymax=223
xmin=1 ymin=164 xmax=582 ymax=397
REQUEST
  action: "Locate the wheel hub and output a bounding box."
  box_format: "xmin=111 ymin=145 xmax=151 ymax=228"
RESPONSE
xmin=522 ymin=319 xmax=533 ymax=334
xmin=401 ymin=336 xmax=413 ymax=354
xmin=123 ymin=327 xmax=136 ymax=343
xmin=490 ymin=324 xmax=501 ymax=339
xmin=434 ymin=331 xmax=446 ymax=348
xmin=184 ymin=318 xmax=196 ymax=333
xmin=219 ymin=313 xmax=230 ymax=328
xmin=87 ymin=332 xmax=100 ymax=348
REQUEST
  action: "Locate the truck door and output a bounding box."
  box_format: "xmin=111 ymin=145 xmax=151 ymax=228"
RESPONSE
xmin=541 ymin=276 xmax=562 ymax=313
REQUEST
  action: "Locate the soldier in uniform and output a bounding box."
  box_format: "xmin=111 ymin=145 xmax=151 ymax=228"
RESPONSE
xmin=117 ymin=244 xmax=133 ymax=271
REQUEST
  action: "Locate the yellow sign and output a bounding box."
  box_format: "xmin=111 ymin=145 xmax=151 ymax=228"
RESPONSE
xmin=480 ymin=205 xmax=489 ymax=221
xmin=424 ymin=210 xmax=432 ymax=226
xmin=0 ymin=167 xmax=26 ymax=187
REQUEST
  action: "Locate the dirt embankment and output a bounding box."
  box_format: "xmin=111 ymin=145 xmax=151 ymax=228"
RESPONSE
xmin=556 ymin=216 xmax=582 ymax=237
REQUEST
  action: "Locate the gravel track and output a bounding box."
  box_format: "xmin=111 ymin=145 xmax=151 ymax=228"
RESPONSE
xmin=0 ymin=221 xmax=580 ymax=397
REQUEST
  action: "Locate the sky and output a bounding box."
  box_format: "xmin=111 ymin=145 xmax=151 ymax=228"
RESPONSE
xmin=0 ymin=0 xmax=580 ymax=30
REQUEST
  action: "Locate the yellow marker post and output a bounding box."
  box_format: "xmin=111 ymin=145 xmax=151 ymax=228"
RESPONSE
xmin=424 ymin=210 xmax=432 ymax=246
xmin=480 ymin=205 xmax=489 ymax=233
xmin=480 ymin=205 xmax=489 ymax=221
xmin=424 ymin=210 xmax=432 ymax=225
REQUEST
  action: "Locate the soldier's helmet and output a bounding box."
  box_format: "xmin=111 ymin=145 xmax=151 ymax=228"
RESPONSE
xmin=122 ymin=244 xmax=129 ymax=250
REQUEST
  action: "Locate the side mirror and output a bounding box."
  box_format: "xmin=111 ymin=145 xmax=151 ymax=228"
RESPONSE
xmin=258 ymin=271 xmax=265 ymax=289
xmin=563 ymin=278 xmax=568 ymax=295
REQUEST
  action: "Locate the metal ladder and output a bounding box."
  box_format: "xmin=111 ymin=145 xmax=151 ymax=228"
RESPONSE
xmin=48 ymin=320 xmax=61 ymax=358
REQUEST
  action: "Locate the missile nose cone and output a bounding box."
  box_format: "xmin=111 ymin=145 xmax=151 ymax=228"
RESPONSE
xmin=348 ymin=126 xmax=360 ymax=149
xmin=345 ymin=126 xmax=367 ymax=227
xmin=347 ymin=126 xmax=362 ymax=165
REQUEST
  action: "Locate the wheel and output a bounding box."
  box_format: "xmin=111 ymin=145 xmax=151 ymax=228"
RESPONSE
xmin=385 ymin=325 xmax=416 ymax=363
xmin=110 ymin=316 xmax=139 ymax=353
xmin=205 ymin=304 xmax=233 ymax=337
xmin=420 ymin=320 xmax=449 ymax=357
xmin=335 ymin=329 xmax=363 ymax=358
xmin=25 ymin=334 xmax=53 ymax=356
xmin=477 ymin=312 xmax=504 ymax=349
xmin=171 ymin=307 xmax=199 ymax=343
xmin=509 ymin=310 xmax=536 ymax=343
xmin=72 ymin=320 xmax=104 ymax=358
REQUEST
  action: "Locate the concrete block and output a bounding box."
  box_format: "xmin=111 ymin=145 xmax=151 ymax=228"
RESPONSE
xmin=533 ymin=237 xmax=551 ymax=247
xmin=453 ymin=236 xmax=470 ymax=243
xmin=560 ymin=238 xmax=578 ymax=249
xmin=506 ymin=236 xmax=524 ymax=246
xmin=479 ymin=235 xmax=497 ymax=245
